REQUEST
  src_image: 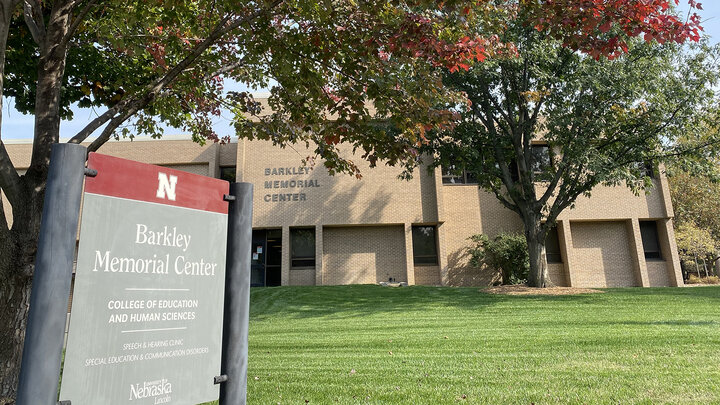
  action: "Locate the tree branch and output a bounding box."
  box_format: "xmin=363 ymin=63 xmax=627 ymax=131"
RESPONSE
xmin=60 ymin=0 xmax=98 ymax=49
xmin=22 ymin=0 xmax=45 ymax=44
xmin=537 ymin=155 xmax=567 ymax=207
xmin=486 ymin=179 xmax=521 ymax=215
xmin=203 ymin=59 xmax=246 ymax=80
xmin=68 ymin=0 xmax=283 ymax=145
xmin=67 ymin=107 xmax=121 ymax=144
xmin=87 ymin=103 xmax=143 ymax=151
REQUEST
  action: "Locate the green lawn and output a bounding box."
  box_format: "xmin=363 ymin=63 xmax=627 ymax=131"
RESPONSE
xmin=242 ymin=285 xmax=720 ymax=404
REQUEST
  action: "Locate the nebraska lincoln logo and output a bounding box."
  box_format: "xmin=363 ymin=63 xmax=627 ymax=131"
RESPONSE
xmin=156 ymin=172 xmax=178 ymax=201
xmin=129 ymin=378 xmax=172 ymax=403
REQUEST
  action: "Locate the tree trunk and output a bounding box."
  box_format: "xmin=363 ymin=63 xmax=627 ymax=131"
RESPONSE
xmin=0 ymin=3 xmax=73 ymax=402
xmin=524 ymin=216 xmax=548 ymax=288
xmin=0 ymin=174 xmax=47 ymax=404
xmin=0 ymin=270 xmax=32 ymax=405
xmin=0 ymin=2 xmax=32 ymax=403
xmin=0 ymin=0 xmax=17 ymax=128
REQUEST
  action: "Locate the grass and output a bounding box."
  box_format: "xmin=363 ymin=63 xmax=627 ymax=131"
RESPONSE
xmin=239 ymin=285 xmax=720 ymax=404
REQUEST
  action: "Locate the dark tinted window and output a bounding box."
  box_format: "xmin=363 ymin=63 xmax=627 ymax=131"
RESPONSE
xmin=220 ymin=166 xmax=236 ymax=182
xmin=412 ymin=226 xmax=438 ymax=265
xmin=266 ymin=229 xmax=282 ymax=266
xmin=635 ymin=161 xmax=656 ymax=179
xmin=531 ymin=145 xmax=551 ymax=174
xmin=291 ymin=228 xmax=316 ymax=268
xmin=640 ymin=221 xmax=662 ymax=260
xmin=545 ymin=226 xmax=562 ymax=263
xmin=442 ymin=164 xmax=478 ymax=185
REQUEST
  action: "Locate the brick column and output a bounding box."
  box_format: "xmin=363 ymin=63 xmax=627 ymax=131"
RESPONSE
xmin=315 ymin=224 xmax=323 ymax=286
xmin=437 ymin=223 xmax=449 ymax=286
xmin=404 ymin=223 xmax=416 ymax=285
xmin=281 ymin=226 xmax=290 ymax=286
xmin=434 ymin=167 xmax=446 ymax=223
xmin=627 ymin=218 xmax=650 ymax=287
xmin=557 ymin=220 xmax=575 ymax=286
xmin=432 ymin=166 xmax=449 ymax=286
xmin=236 ymin=139 xmax=246 ymax=182
xmin=657 ymin=218 xmax=684 ymax=286
xmin=210 ymin=142 xmax=221 ymax=178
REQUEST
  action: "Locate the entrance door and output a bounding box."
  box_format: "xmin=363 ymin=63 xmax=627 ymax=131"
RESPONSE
xmin=251 ymin=229 xmax=282 ymax=287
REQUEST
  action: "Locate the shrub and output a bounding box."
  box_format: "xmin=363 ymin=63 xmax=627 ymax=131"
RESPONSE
xmin=687 ymin=274 xmax=720 ymax=285
xmin=468 ymin=233 xmax=529 ymax=285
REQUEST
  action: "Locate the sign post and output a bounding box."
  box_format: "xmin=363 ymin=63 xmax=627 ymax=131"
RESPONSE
xmin=220 ymin=183 xmax=253 ymax=405
xmin=58 ymin=153 xmax=233 ymax=405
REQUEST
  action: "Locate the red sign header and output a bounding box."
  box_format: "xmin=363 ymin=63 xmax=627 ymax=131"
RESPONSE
xmin=85 ymin=153 xmax=229 ymax=214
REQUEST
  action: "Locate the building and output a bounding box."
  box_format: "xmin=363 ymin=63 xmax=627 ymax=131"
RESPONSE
xmin=4 ymin=134 xmax=683 ymax=288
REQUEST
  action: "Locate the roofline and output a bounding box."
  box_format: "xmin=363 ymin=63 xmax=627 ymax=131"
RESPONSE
xmin=3 ymin=133 xmax=239 ymax=145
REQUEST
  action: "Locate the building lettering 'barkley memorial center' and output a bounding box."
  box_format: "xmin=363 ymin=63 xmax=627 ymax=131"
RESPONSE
xmin=5 ymin=124 xmax=683 ymax=289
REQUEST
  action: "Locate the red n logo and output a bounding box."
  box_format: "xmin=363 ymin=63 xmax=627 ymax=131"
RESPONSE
xmin=156 ymin=172 xmax=178 ymax=201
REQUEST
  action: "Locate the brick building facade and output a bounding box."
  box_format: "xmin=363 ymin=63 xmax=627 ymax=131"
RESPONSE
xmin=4 ymin=134 xmax=683 ymax=288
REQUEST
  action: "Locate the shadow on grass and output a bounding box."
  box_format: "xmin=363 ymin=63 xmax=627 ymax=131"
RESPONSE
xmin=606 ymin=285 xmax=720 ymax=298
xmin=249 ymin=284 xmax=720 ymax=321
xmin=248 ymin=284 xmax=720 ymax=321
xmin=617 ymin=320 xmax=720 ymax=326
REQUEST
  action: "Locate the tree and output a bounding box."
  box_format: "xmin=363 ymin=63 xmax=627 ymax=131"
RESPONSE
xmin=0 ymin=0 xmax=705 ymax=401
xmin=675 ymin=222 xmax=717 ymax=277
xmin=668 ymin=151 xmax=720 ymax=276
xmin=0 ymin=1 xmax=493 ymax=400
xmin=420 ymin=12 xmax=718 ymax=288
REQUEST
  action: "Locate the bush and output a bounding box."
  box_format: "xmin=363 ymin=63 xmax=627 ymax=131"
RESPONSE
xmin=468 ymin=233 xmax=529 ymax=285
xmin=687 ymin=274 xmax=720 ymax=285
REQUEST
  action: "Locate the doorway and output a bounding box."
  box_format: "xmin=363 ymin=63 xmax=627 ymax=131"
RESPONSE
xmin=251 ymin=229 xmax=282 ymax=287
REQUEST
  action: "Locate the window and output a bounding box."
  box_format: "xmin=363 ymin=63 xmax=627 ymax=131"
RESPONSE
xmin=220 ymin=166 xmax=236 ymax=182
xmin=530 ymin=145 xmax=551 ymax=174
xmin=634 ymin=161 xmax=656 ymax=179
xmin=412 ymin=226 xmax=438 ymax=265
xmin=545 ymin=226 xmax=563 ymax=263
xmin=291 ymin=228 xmax=315 ymax=268
xmin=640 ymin=221 xmax=662 ymax=260
xmin=442 ymin=164 xmax=477 ymax=185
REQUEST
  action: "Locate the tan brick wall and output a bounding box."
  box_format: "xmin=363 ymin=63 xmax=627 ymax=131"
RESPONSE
xmin=162 ymin=163 xmax=208 ymax=176
xmin=656 ymin=218 xmax=684 ymax=286
xmin=550 ymin=179 xmax=667 ymax=222
xmin=437 ymin=172 xmax=679 ymax=287
xmin=289 ymin=269 xmax=316 ymax=286
xmin=440 ymin=185 xmax=522 ymax=286
xmin=239 ymin=140 xmax=439 ymax=228
xmin=646 ymin=261 xmax=670 ymax=286
xmin=414 ymin=265 xmax=441 ymax=285
xmin=570 ymin=221 xmax=639 ymax=287
xmin=547 ymin=263 xmax=567 ymax=286
xmin=322 ymin=226 xmax=407 ymax=285
xmin=4 ymin=137 xmax=684 ymax=289
xmin=218 ymin=142 xmax=238 ymax=167
xmin=5 ymin=137 xmax=235 ymax=172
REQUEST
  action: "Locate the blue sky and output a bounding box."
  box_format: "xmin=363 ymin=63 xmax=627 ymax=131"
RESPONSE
xmin=3 ymin=2 xmax=719 ymax=141
xmin=677 ymin=1 xmax=720 ymax=40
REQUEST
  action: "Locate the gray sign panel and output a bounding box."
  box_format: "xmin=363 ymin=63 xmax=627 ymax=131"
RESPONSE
xmin=60 ymin=154 xmax=228 ymax=405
